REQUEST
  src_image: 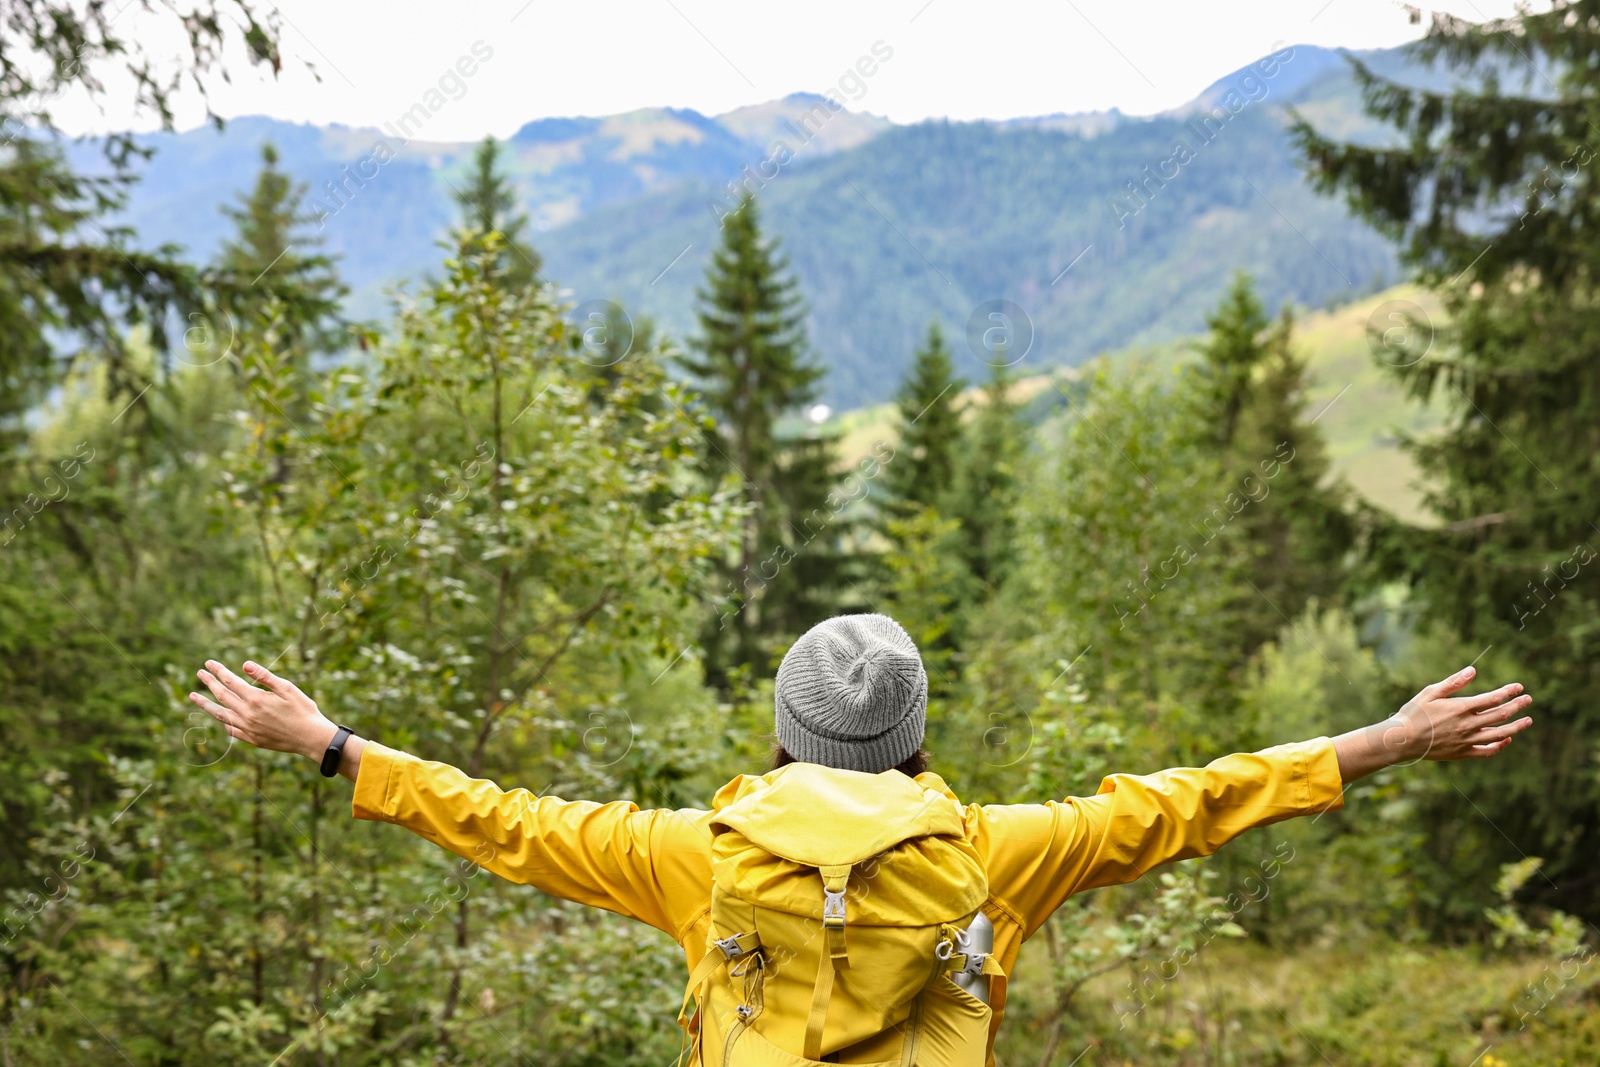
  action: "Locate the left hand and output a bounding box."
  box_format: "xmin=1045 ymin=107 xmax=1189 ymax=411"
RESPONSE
xmin=189 ymin=660 xmax=337 ymax=761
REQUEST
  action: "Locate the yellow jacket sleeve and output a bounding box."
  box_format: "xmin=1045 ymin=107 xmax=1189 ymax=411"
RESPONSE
xmin=972 ymin=737 xmax=1346 ymax=938
xmin=351 ymin=742 xmax=714 ymax=939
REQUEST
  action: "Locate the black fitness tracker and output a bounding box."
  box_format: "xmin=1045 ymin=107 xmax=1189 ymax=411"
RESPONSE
xmin=320 ymin=725 xmax=354 ymax=777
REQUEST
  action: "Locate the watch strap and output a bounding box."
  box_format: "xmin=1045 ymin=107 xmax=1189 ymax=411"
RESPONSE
xmin=320 ymin=725 xmax=354 ymax=777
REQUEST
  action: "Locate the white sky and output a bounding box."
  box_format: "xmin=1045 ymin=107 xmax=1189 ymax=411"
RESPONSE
xmin=54 ymin=0 xmax=1530 ymax=139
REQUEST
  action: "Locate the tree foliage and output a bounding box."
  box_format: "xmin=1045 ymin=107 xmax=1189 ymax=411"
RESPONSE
xmin=1 ymin=0 xmax=283 ymax=167
xmin=0 ymin=139 xmax=198 ymax=443
xmin=1 ymin=233 xmax=738 ymax=1065
xmin=0 ymin=0 xmax=287 ymax=445
xmin=942 ymin=362 xmax=1025 ymax=594
xmin=1292 ymin=0 xmax=1600 ymax=912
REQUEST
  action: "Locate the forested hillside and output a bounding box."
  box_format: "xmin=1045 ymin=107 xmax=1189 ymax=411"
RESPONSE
xmin=77 ymin=44 xmax=1468 ymax=405
xmin=540 ymin=44 xmax=1433 ymax=404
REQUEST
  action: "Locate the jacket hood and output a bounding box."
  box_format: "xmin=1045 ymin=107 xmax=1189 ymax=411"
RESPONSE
xmin=708 ymin=762 xmax=967 ymax=867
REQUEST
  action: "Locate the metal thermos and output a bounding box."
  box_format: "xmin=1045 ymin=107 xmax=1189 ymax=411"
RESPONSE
xmin=949 ymin=912 xmax=994 ymax=1004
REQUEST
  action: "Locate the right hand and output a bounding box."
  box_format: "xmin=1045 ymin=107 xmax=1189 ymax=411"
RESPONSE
xmin=1333 ymin=664 xmax=1533 ymax=782
xmin=189 ymin=659 xmax=338 ymax=762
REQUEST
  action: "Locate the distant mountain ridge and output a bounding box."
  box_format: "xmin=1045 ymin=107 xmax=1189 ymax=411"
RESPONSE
xmin=72 ymin=42 xmax=1463 ymax=405
xmin=68 ymin=91 xmax=894 ymax=318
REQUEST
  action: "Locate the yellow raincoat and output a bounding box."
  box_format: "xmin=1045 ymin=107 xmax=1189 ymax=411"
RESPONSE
xmin=351 ymin=737 xmax=1345 ymax=1058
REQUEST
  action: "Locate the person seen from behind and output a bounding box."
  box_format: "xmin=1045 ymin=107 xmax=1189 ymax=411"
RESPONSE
xmin=190 ymin=613 xmax=1533 ymax=1065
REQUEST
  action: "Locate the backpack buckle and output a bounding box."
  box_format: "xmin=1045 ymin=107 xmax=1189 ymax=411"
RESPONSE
xmin=958 ymin=951 xmax=989 ymax=977
xmin=822 ymin=888 xmax=847 ymax=926
xmin=715 ymin=932 xmax=757 ymax=959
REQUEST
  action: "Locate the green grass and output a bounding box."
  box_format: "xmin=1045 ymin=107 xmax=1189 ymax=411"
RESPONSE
xmin=997 ymin=938 xmax=1600 ymax=1066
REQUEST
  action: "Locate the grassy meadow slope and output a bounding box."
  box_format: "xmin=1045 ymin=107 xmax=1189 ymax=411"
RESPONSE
xmin=827 ymin=284 xmax=1447 ymax=524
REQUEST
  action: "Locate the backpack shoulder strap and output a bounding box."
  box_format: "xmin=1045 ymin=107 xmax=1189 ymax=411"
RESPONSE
xmin=676 ymin=930 xmax=761 ymax=1030
xmin=675 ymin=927 xmax=763 ymax=1067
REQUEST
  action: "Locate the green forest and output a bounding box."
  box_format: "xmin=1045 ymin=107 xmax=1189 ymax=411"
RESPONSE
xmin=3 ymin=3 xmax=1599 ymax=1065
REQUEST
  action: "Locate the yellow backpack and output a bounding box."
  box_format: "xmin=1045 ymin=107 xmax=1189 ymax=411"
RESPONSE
xmin=678 ymin=762 xmax=1005 ymax=1065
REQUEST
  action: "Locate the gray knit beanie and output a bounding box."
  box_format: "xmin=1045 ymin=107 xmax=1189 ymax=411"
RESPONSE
xmin=774 ymin=613 xmax=928 ymax=773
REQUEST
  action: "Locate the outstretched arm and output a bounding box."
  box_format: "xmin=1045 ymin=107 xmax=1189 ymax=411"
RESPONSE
xmin=973 ymin=665 xmax=1532 ymax=937
xmin=188 ymin=659 xmax=713 ymax=939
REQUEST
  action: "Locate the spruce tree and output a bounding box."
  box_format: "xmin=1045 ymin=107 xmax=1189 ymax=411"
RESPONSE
xmin=943 ymin=361 xmax=1025 ymax=592
xmin=1292 ymin=2 xmax=1600 ymax=916
xmin=875 ymin=323 xmax=970 ymax=671
xmin=0 ymin=0 xmax=280 ymax=429
xmin=1194 ymin=271 xmax=1271 ymax=449
xmin=0 ymin=140 xmax=203 ymax=443
xmin=882 ymin=321 xmax=965 ymax=522
xmin=453 ymin=136 xmax=542 ymax=289
xmin=1233 ymin=306 xmax=1352 ymax=614
xmin=215 ymin=142 xmax=346 ymax=355
xmin=1192 ymin=275 xmax=1352 ymax=657
xmin=680 ymin=192 xmax=839 ymax=678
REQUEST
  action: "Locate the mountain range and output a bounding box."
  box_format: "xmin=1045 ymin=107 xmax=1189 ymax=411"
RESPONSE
xmin=73 ymin=42 xmax=1459 ymax=406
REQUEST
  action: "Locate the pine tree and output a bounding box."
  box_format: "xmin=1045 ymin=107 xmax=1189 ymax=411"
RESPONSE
xmin=215 ymin=142 xmax=347 ymax=355
xmin=680 ymin=193 xmax=839 ymax=678
xmin=882 ymin=321 xmax=965 ymax=522
xmin=453 ymin=136 xmax=542 ymax=289
xmin=1292 ymin=2 xmax=1600 ymax=916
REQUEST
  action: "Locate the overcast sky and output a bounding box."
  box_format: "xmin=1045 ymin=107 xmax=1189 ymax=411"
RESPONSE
xmin=56 ymin=0 xmax=1529 ymax=139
